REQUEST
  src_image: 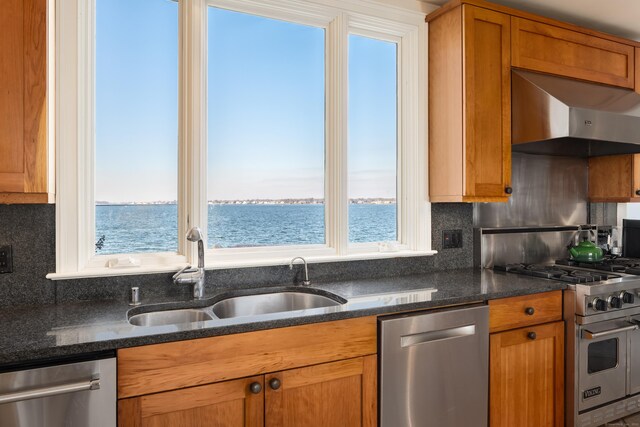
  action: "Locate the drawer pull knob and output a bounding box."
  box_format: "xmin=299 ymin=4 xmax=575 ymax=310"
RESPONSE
xmin=249 ymin=382 xmax=262 ymax=394
xmin=527 ymin=332 xmax=537 ymax=340
xmin=524 ymin=307 xmax=535 ymax=315
xmin=269 ymin=378 xmax=281 ymax=390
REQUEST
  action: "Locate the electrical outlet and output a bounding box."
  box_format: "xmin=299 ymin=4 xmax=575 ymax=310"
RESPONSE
xmin=0 ymin=245 xmax=13 ymax=273
xmin=442 ymin=230 xmax=463 ymax=249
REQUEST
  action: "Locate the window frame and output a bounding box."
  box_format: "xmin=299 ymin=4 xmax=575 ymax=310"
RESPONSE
xmin=50 ymin=0 xmax=432 ymax=279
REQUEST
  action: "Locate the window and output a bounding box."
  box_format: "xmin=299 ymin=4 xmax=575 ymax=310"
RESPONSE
xmin=95 ymin=0 xmax=179 ymax=255
xmin=348 ymin=34 xmax=397 ymax=244
xmin=207 ymin=8 xmax=326 ymax=248
xmin=52 ymin=0 xmax=431 ymax=278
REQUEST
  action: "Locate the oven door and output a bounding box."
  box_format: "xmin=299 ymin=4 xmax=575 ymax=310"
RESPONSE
xmin=578 ymin=319 xmax=634 ymax=412
xmin=628 ymin=316 xmax=640 ymax=395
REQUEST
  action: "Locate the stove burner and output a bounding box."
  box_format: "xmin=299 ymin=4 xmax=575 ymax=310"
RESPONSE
xmin=556 ymin=257 xmax=640 ymax=274
xmin=495 ymin=263 xmax=618 ymax=283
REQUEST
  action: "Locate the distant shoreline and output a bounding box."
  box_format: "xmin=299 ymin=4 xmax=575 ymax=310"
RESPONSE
xmin=96 ymin=198 xmax=396 ymax=206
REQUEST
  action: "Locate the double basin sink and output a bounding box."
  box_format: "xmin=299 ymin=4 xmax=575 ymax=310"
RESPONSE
xmin=128 ymin=289 xmax=347 ymax=327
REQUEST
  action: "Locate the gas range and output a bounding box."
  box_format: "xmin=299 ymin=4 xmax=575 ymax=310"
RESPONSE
xmin=556 ymin=256 xmax=640 ymax=275
xmin=495 ymin=262 xmax=640 ymax=316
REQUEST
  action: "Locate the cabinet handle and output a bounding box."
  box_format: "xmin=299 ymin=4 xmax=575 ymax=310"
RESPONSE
xmin=524 ymin=307 xmax=535 ymax=316
xmin=527 ymin=332 xmax=537 ymax=340
xmin=249 ymin=382 xmax=262 ymax=394
xmin=269 ymin=378 xmax=281 ymax=390
xmin=636 ymin=190 xmax=640 ymax=196
xmin=505 ymin=186 xmax=513 ymax=194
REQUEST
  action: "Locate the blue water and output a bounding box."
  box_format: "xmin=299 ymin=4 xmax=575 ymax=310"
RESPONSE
xmin=95 ymin=204 xmax=396 ymax=254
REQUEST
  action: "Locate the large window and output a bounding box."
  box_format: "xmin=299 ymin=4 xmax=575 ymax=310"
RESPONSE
xmin=52 ymin=0 xmax=430 ymax=277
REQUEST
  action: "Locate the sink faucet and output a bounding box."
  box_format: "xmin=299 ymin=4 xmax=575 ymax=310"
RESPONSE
xmin=173 ymin=227 xmax=205 ymax=299
xmin=289 ymin=257 xmax=311 ymax=286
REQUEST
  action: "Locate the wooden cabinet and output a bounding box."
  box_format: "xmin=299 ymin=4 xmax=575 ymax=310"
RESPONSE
xmin=512 ymin=18 xmax=635 ymax=88
xmin=117 ymin=317 xmax=377 ymax=427
xmin=428 ymin=4 xmax=512 ymax=203
xmin=0 ymin=0 xmax=53 ymax=204
xmin=489 ymin=321 xmax=564 ymax=427
xmin=488 ymin=292 xmax=564 ymax=427
xmin=265 ymin=356 xmax=376 ymax=427
xmin=119 ymin=356 xmax=376 ymax=427
xmin=636 ymin=47 xmax=640 ymax=95
xmin=118 ymin=376 xmax=265 ymax=427
xmin=588 ymin=154 xmax=640 ymax=202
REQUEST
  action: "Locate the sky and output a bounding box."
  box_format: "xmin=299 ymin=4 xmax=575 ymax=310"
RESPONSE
xmin=96 ymin=0 xmax=397 ymax=203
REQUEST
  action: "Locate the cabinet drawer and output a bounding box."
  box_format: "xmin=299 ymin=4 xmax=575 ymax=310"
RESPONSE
xmin=489 ymin=291 xmax=562 ymax=333
xmin=512 ymin=17 xmax=635 ymax=88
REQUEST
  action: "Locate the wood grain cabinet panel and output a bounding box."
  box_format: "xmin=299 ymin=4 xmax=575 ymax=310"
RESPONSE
xmin=489 ymin=321 xmax=564 ymax=427
xmin=512 ymin=17 xmax=635 ymax=88
xmin=117 ymin=318 xmax=378 ymax=427
xmin=0 ymin=0 xmax=52 ymax=203
xmin=118 ymin=376 xmax=264 ymax=427
xmin=265 ymin=356 xmax=377 ymax=427
xmin=489 ymin=291 xmax=562 ymax=333
xmin=117 ymin=316 xmax=376 ymax=398
xmin=429 ymin=4 xmax=511 ymax=203
xmin=589 ymin=154 xmax=640 ymax=202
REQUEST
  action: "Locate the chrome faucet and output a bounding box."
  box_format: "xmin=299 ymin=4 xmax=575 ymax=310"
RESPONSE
xmin=173 ymin=227 xmax=206 ymax=299
xmin=289 ymin=256 xmax=311 ymax=286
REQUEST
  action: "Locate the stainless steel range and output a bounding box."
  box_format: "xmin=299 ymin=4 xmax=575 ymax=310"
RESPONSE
xmin=477 ymin=226 xmax=640 ymax=427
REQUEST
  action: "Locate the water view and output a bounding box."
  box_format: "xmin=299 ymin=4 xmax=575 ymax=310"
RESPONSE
xmin=95 ymin=203 xmax=397 ymax=255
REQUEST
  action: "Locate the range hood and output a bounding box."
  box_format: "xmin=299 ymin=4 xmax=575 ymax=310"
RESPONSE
xmin=512 ymin=70 xmax=640 ymax=157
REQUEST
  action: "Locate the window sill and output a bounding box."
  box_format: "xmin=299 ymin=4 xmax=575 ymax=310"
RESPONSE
xmin=45 ymin=249 xmax=437 ymax=280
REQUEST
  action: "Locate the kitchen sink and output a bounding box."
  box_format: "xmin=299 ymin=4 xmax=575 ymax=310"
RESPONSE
xmin=211 ymin=291 xmax=345 ymax=319
xmin=128 ymin=308 xmax=213 ymax=327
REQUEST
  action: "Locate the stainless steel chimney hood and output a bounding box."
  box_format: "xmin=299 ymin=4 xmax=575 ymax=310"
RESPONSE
xmin=512 ymin=70 xmax=640 ymax=157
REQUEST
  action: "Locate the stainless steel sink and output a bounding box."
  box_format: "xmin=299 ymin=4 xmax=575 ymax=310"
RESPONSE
xmin=129 ymin=308 xmax=213 ymax=327
xmin=211 ymin=291 xmax=343 ymax=319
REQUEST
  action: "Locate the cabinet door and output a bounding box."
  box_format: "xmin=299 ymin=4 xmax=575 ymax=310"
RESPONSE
xmin=0 ymin=0 xmax=50 ymax=203
xmin=490 ymin=321 xmax=564 ymax=427
xmin=462 ymin=5 xmax=511 ymax=201
xmin=118 ymin=376 xmax=264 ymax=427
xmin=265 ymin=356 xmax=377 ymax=427
xmin=512 ymin=17 xmax=635 ymax=88
xmin=588 ymin=154 xmax=640 ymax=202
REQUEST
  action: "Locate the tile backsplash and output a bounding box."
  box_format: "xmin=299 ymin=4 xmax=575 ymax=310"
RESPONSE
xmin=0 ymin=203 xmax=473 ymax=306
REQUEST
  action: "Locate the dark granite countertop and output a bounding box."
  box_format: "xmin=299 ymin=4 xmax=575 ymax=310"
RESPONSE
xmin=0 ymin=268 xmax=566 ymax=366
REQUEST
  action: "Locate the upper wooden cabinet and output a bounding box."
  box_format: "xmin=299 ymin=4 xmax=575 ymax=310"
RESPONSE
xmin=0 ymin=0 xmax=53 ymax=204
xmin=589 ymin=154 xmax=640 ymax=202
xmin=429 ymin=4 xmax=512 ymax=202
xmin=512 ymin=18 xmax=635 ymax=88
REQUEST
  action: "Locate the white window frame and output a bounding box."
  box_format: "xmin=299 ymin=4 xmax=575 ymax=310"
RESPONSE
xmin=49 ymin=0 xmax=433 ymax=279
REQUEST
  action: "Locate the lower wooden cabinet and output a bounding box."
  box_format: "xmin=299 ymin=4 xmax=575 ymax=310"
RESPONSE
xmin=489 ymin=320 xmax=564 ymax=427
xmin=118 ymin=375 xmax=265 ymax=427
xmin=118 ymin=356 xmax=376 ymax=427
xmin=265 ymin=356 xmax=376 ymax=427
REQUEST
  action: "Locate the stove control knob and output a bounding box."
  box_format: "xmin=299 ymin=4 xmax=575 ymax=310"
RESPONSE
xmin=621 ymin=292 xmax=635 ymax=304
xmin=608 ymin=296 xmax=623 ymax=309
xmin=592 ymin=298 xmax=608 ymax=312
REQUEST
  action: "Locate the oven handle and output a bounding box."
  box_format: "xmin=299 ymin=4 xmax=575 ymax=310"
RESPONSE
xmin=582 ymin=323 xmax=638 ymax=339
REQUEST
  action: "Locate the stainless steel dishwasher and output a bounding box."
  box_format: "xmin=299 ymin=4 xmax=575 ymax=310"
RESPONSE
xmin=0 ymin=355 xmax=116 ymax=427
xmin=380 ymin=304 xmax=489 ymax=427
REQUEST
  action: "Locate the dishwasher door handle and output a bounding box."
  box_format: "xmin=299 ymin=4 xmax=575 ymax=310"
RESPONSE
xmin=401 ymin=324 xmax=476 ymax=347
xmin=0 ymin=378 xmax=100 ymax=405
